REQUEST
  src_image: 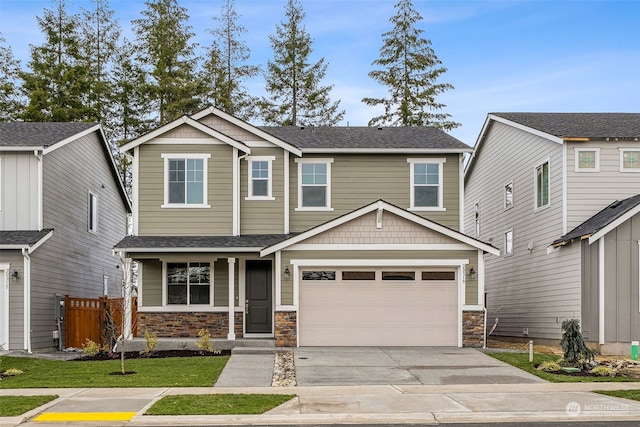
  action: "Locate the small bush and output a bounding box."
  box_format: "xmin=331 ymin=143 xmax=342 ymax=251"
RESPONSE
xmin=590 ymin=365 xmax=616 ymax=377
xmin=536 ymin=361 xmax=561 ymax=372
xmin=81 ymin=339 xmax=101 ymax=356
xmin=560 ymin=319 xmax=595 ymax=369
xmin=141 ymin=330 xmax=158 ymax=354
xmin=196 ymin=329 xmax=213 ymax=351
xmin=3 ymin=368 xmax=24 ymax=376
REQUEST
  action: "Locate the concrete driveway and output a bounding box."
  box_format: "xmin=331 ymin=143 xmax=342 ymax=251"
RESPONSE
xmin=294 ymin=347 xmax=545 ymax=386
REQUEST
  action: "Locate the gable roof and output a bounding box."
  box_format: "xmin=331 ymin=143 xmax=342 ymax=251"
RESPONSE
xmin=0 ymin=122 xmax=97 ymax=150
xmin=0 ymin=229 xmax=54 ymax=253
xmin=259 ymin=126 xmax=472 ymax=153
xmin=114 ymin=234 xmax=295 ymax=253
xmin=552 ymin=194 xmax=640 ymax=247
xmin=260 ymin=200 xmax=499 ymax=256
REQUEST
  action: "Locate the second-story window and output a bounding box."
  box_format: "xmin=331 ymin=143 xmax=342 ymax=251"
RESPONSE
xmin=162 ymin=153 xmax=211 ymax=208
xmin=295 ymin=158 xmax=333 ymax=210
xmin=408 ymin=158 xmax=446 ymax=210
xmin=620 ymin=149 xmax=640 ymax=172
xmin=474 ymin=201 xmax=480 ymax=236
xmin=504 ymin=229 xmax=513 ymax=256
xmin=88 ymin=192 xmax=98 ymax=233
xmin=504 ymin=181 xmax=513 ymax=209
xmin=575 ymin=148 xmax=599 ymax=172
xmin=534 ymin=160 xmax=550 ymax=210
xmin=246 ymin=156 xmax=275 ymax=200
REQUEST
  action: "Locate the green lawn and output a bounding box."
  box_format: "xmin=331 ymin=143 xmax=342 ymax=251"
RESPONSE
xmin=487 ymin=352 xmax=636 ymax=383
xmin=0 ymin=355 xmax=228 ymax=388
xmin=595 ymin=390 xmax=640 ymax=402
xmin=0 ymin=395 xmax=58 ymax=416
xmin=145 ymin=394 xmax=296 ymax=415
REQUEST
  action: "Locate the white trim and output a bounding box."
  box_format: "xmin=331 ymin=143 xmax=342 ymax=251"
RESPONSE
xmin=275 ymin=251 xmax=282 ymax=306
xmin=288 ymin=243 xmax=475 ymax=251
xmin=35 ymin=151 xmax=43 ymax=229
xmin=302 ymin=148 xmax=472 ymax=154
xmin=27 ymin=230 xmax=53 ymax=254
xmin=291 ymin=259 xmax=470 ymax=267
xmin=477 ymin=249 xmax=485 ymax=307
xmin=22 ymin=248 xmax=31 ymax=352
xmin=276 ymin=305 xmax=297 ymax=311
xmin=232 ymin=148 xmax=239 ymax=235
xmin=589 ymin=202 xmax=640 ymax=244
xmin=407 ymin=158 xmax=446 ymax=211
xmin=115 ymin=246 xmax=264 ymax=253
xmin=562 ymin=144 xmax=567 ymax=235
xmin=1 ymin=146 xmax=44 ymax=152
xmin=459 ymin=154 xmax=465 ymax=233
xmin=284 ymin=151 xmax=290 ymax=234
xmin=598 ymin=236 xmax=605 ymax=345
xmin=42 ymin=124 xmax=101 ymax=154
xmin=162 ymin=260 xmax=215 ymax=307
xmin=0 ymin=264 xmax=9 ymax=350
xmin=619 ymin=148 xmax=640 ymax=172
xmin=139 ymin=306 xmax=243 ymax=313
xmin=161 ymin=153 xmax=211 ymax=208
xmin=295 ymin=158 xmax=333 ymax=210
xmin=462 ymin=305 xmax=484 ymax=311
xmin=88 ymin=191 xmax=99 ymax=234
xmin=147 ymin=138 xmax=225 ymax=145
xmin=574 ymin=147 xmax=600 ymax=173
xmin=458 ymin=265 xmax=463 ymax=347
xmin=245 ymin=156 xmax=276 ymax=200
xmin=228 ymin=258 xmax=236 ymax=340
xmin=137 ymin=261 xmax=144 ymax=307
xmin=132 ymin=149 xmax=139 ymax=235
xmin=534 ymin=158 xmax=551 ymax=211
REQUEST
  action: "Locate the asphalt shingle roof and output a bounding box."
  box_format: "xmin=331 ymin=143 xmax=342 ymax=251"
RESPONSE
xmin=258 ymin=126 xmax=471 ymax=150
xmin=552 ymin=194 xmax=640 ymax=247
xmin=0 ymin=122 xmax=97 ymax=148
xmin=114 ymin=234 xmax=297 ymax=250
xmin=492 ymin=113 xmax=640 ymax=139
xmin=0 ymin=229 xmax=53 ymax=247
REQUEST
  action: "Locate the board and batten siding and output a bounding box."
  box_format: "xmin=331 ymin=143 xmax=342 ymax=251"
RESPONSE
xmin=137 ymin=142 xmax=233 ymax=236
xmin=289 ymin=153 xmax=462 ymax=233
xmin=464 ymin=120 xmax=581 ymax=340
xmin=566 ymin=140 xmax=640 ymax=231
xmin=0 ymin=152 xmax=39 ymax=230
xmin=2 ymin=250 xmax=25 ymax=349
xmin=280 ymin=249 xmax=479 ymax=306
xmin=29 ymin=131 xmax=128 ymax=349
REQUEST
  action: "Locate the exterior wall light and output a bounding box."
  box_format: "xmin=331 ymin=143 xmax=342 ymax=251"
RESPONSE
xmin=469 ymin=267 xmax=476 ymax=280
xmin=11 ymin=270 xmax=19 ymax=281
xmin=283 ymin=266 xmax=290 ymax=280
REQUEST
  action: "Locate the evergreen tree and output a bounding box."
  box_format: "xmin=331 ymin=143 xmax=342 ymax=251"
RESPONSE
xmin=202 ymin=0 xmax=260 ymax=120
xmin=362 ymin=0 xmax=459 ymax=130
xmin=260 ymin=0 xmax=344 ymax=126
xmin=132 ymin=0 xmax=202 ymax=124
xmin=0 ymin=34 xmax=24 ymax=121
xmin=21 ymin=0 xmax=93 ymax=121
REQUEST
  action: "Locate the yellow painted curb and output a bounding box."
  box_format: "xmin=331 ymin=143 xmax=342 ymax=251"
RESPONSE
xmin=34 ymin=412 xmax=137 ymax=422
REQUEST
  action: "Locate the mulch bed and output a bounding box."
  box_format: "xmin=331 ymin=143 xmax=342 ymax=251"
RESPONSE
xmin=73 ymin=349 xmax=231 ymax=361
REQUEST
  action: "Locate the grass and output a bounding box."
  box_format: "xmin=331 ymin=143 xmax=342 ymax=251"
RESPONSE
xmin=145 ymin=394 xmax=296 ymax=415
xmin=487 ymin=352 xmax=636 ymax=383
xmin=595 ymin=390 xmax=640 ymax=402
xmin=0 ymin=395 xmax=58 ymax=416
xmin=0 ymin=355 xmax=228 ymax=388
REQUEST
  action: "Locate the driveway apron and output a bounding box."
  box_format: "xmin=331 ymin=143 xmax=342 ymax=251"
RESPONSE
xmin=294 ymin=347 xmax=544 ymax=386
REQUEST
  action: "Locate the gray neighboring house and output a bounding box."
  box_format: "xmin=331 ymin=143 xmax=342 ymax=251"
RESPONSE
xmin=464 ymin=113 xmax=640 ymax=354
xmin=0 ymin=123 xmax=131 ymax=351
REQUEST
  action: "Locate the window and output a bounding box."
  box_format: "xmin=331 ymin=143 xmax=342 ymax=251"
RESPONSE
xmin=474 ymin=201 xmax=480 ymax=236
xmin=166 ymin=262 xmax=211 ymax=305
xmin=575 ymin=149 xmax=599 ymax=172
xmin=295 ymin=158 xmax=333 ymax=210
xmin=162 ymin=153 xmax=211 ymax=208
xmin=302 ymin=271 xmax=336 ymax=281
xmin=534 ymin=160 xmax=550 ymax=210
xmin=246 ymin=156 xmax=275 ymax=200
xmin=504 ymin=229 xmax=513 ymax=256
xmin=408 ymin=158 xmax=445 ymax=210
xmin=422 ymin=271 xmax=456 ymax=281
xmin=504 ymin=182 xmax=513 ymax=209
xmin=342 ymin=271 xmax=375 ymax=280
xmin=382 ymin=271 xmax=415 ymax=280
xmin=88 ymin=192 xmax=98 ymax=233
xmin=620 ymin=149 xmax=640 ymax=172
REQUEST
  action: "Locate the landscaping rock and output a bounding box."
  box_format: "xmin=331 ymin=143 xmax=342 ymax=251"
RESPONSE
xmin=272 ymin=351 xmax=296 ymax=387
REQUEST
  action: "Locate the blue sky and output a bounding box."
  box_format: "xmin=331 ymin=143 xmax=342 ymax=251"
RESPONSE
xmin=1 ymin=0 xmax=638 ymax=146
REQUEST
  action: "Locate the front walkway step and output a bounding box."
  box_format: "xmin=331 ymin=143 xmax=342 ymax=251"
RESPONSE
xmin=231 ymin=346 xmax=276 ymax=355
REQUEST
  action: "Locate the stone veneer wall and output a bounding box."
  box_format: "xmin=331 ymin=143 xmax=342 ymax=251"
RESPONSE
xmin=462 ymin=310 xmax=484 ymax=347
xmin=136 ymin=312 xmax=243 ymax=338
xmin=275 ymin=311 xmax=297 ymax=347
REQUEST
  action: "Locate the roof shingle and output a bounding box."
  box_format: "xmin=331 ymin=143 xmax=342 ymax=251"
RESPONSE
xmin=0 ymin=122 xmax=97 ymax=148
xmin=114 ymin=234 xmax=297 ymax=251
xmin=0 ymin=229 xmax=54 ymax=247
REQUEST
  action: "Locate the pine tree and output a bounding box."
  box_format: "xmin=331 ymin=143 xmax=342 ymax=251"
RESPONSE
xmin=362 ymin=0 xmax=459 ymax=130
xmin=0 ymin=34 xmax=24 ymax=121
xmin=132 ymin=0 xmax=202 ymax=124
xmin=21 ymin=0 xmax=93 ymax=122
xmin=260 ymin=0 xmax=344 ymax=126
xmin=202 ymin=0 xmax=260 ymax=120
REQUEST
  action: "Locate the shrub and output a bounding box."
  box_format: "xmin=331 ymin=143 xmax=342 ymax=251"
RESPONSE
xmin=536 ymin=361 xmax=561 ymax=372
xmin=196 ymin=329 xmax=213 ymax=352
xmin=3 ymin=368 xmax=23 ymax=376
xmin=81 ymin=339 xmax=101 ymax=356
xmin=560 ymin=319 xmax=595 ymax=369
xmin=141 ymin=330 xmax=158 ymax=355
xmin=590 ymin=365 xmax=616 ymax=377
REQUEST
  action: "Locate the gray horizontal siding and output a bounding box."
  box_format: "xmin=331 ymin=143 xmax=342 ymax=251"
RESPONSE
xmin=2 ymin=250 xmax=25 ymax=349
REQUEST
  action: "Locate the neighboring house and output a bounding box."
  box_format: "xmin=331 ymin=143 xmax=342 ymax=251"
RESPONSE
xmin=0 ymin=123 xmax=131 ymax=351
xmin=114 ymin=106 xmax=498 ymax=348
xmin=464 ymin=113 xmax=640 ymax=354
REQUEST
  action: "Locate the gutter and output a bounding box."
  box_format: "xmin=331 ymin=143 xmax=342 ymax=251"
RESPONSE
xmin=21 ymin=248 xmax=32 ymax=353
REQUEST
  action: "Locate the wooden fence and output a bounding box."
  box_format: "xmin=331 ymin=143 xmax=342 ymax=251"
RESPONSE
xmin=65 ymin=296 xmax=137 ymax=349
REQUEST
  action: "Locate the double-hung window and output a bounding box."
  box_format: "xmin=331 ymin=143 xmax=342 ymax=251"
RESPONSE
xmin=162 ymin=153 xmax=210 ymax=208
xmin=295 ymin=158 xmax=333 ymax=210
xmin=408 ymin=158 xmax=445 ymax=210
xmin=246 ymin=156 xmax=275 ymax=200
xmin=620 ymin=149 xmax=640 ymax=172
xmin=166 ymin=262 xmax=211 ymax=305
xmin=88 ymin=192 xmax=98 ymax=233
xmin=534 ymin=160 xmax=550 ymax=210
xmin=575 ymin=148 xmax=599 ymax=172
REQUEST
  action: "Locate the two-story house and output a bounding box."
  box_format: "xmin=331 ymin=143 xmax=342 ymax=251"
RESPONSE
xmin=464 ymin=113 xmax=640 ymax=354
xmin=115 ymin=106 xmax=498 ymax=348
xmin=0 ymin=122 xmax=131 ymax=351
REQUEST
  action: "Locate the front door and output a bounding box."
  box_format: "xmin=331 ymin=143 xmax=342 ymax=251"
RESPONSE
xmin=245 ymin=260 xmax=272 ymax=334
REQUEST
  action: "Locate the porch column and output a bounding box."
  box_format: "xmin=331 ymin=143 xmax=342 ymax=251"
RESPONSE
xmin=228 ymin=258 xmax=236 ymax=340
xmin=122 ymin=257 xmax=133 ymax=340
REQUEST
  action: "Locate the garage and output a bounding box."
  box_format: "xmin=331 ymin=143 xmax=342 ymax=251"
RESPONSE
xmin=298 ymin=267 xmax=459 ymax=346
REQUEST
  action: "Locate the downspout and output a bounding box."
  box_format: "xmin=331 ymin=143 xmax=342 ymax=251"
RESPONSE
xmin=21 ymin=248 xmax=32 ymax=353
xmin=34 ymin=150 xmax=43 ymax=231
xmin=598 ymin=236 xmax=605 ymax=345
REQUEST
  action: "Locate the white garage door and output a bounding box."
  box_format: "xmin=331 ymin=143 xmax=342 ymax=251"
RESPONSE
xmin=299 ymin=268 xmax=458 ymax=346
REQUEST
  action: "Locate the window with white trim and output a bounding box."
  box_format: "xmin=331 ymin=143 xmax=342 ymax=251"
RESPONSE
xmin=88 ymin=192 xmax=98 ymax=233
xmin=504 ymin=229 xmax=513 ymax=256
xmin=474 ymin=201 xmax=480 ymax=236
xmin=295 ymin=158 xmax=333 ymax=210
xmin=620 ymin=149 xmax=640 ymax=172
xmin=166 ymin=262 xmax=211 ymax=305
xmin=408 ymin=158 xmax=445 ymax=210
xmin=575 ymin=148 xmax=599 ymax=172
xmin=504 ymin=181 xmax=513 ymax=209
xmin=246 ymin=156 xmax=275 ymax=200
xmin=534 ymin=160 xmax=550 ymax=210
xmin=162 ymin=153 xmax=211 ymax=207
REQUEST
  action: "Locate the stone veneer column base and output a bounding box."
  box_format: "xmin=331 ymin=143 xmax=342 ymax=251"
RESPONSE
xmin=136 ymin=312 xmax=243 ymax=339
xmin=462 ymin=310 xmax=485 ymax=347
xmin=275 ymin=311 xmax=297 ymax=347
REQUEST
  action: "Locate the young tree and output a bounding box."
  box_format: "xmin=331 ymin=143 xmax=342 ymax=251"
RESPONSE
xmin=260 ymin=0 xmax=344 ymax=126
xmin=362 ymin=0 xmax=459 ymax=130
xmin=202 ymin=0 xmax=260 ymax=120
xmin=0 ymin=34 xmax=24 ymax=121
xmin=21 ymin=0 xmax=93 ymax=122
xmin=132 ymin=0 xmax=202 ymax=124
